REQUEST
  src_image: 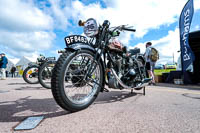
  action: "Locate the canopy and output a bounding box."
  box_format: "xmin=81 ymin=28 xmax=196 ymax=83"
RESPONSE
xmin=189 ymin=30 xmax=200 ymax=83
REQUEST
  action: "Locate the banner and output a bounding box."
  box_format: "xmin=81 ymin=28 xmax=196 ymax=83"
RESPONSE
xmin=179 ymin=0 xmax=195 ymax=71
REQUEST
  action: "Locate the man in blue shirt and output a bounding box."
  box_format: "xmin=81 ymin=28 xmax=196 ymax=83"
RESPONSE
xmin=0 ymin=53 xmax=8 ymax=80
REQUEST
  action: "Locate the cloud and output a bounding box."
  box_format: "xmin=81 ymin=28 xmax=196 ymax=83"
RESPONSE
xmin=0 ymin=0 xmax=55 ymax=59
xmin=194 ymin=0 xmax=200 ymax=9
xmin=0 ymin=30 xmax=55 ymax=57
xmin=68 ymin=0 xmax=200 ymax=65
xmin=195 ymin=25 xmax=200 ymax=30
xmin=69 ymin=0 xmax=200 ymax=45
xmin=0 ymin=0 xmax=53 ymax=32
xmin=0 ymin=0 xmax=199 ymax=62
xmin=48 ymin=0 xmax=72 ymax=30
xmin=70 ymin=0 xmax=200 ymax=38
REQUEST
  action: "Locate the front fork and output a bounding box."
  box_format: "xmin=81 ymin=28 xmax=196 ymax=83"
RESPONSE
xmin=84 ymin=48 xmax=104 ymax=81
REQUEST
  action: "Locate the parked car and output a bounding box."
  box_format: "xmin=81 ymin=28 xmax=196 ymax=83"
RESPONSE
xmin=155 ymin=64 xmax=164 ymax=69
xmin=165 ymin=63 xmax=176 ymax=69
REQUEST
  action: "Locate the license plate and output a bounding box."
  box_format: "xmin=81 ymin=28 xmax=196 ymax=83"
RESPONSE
xmin=65 ymin=35 xmax=88 ymax=46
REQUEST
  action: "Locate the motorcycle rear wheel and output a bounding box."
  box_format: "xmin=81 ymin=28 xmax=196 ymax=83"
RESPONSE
xmin=134 ymin=58 xmax=148 ymax=90
xmin=23 ymin=66 xmax=39 ymax=84
xmin=51 ymin=50 xmax=103 ymax=112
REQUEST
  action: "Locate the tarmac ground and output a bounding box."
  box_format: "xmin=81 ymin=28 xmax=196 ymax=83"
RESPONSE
xmin=0 ymin=78 xmax=200 ymax=133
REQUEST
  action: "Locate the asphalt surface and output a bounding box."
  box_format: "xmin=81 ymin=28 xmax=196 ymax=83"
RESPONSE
xmin=0 ymin=78 xmax=200 ymax=133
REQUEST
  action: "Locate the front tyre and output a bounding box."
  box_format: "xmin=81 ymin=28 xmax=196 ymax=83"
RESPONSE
xmin=51 ymin=50 xmax=103 ymax=112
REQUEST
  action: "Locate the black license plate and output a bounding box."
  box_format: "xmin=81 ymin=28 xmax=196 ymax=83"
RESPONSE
xmin=65 ymin=35 xmax=88 ymax=46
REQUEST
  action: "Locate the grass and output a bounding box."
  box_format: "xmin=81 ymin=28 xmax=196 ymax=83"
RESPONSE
xmin=154 ymin=69 xmax=176 ymax=76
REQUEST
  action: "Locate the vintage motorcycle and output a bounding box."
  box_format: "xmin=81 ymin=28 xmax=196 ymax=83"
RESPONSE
xmin=38 ymin=57 xmax=56 ymax=89
xmin=51 ymin=18 xmax=152 ymax=112
xmin=23 ymin=55 xmax=56 ymax=89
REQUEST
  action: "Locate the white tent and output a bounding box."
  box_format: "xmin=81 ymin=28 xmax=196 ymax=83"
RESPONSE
xmin=6 ymin=59 xmax=14 ymax=72
xmin=176 ymin=55 xmax=193 ymax=72
xmin=16 ymin=56 xmax=32 ymax=70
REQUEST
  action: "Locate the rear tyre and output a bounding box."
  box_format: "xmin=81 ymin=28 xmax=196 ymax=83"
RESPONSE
xmin=38 ymin=61 xmax=56 ymax=89
xmin=51 ymin=50 xmax=103 ymax=112
xmin=23 ymin=66 xmax=39 ymax=84
xmin=135 ymin=58 xmax=148 ymax=90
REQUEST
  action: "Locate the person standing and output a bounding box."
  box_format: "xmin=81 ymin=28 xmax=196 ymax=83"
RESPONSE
xmin=144 ymin=42 xmax=159 ymax=85
xmin=0 ymin=53 xmax=8 ymax=80
xmin=11 ymin=66 xmax=16 ymax=78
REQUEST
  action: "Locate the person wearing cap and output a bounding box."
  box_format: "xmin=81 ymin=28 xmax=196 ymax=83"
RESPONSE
xmin=144 ymin=42 xmax=156 ymax=85
xmin=0 ymin=53 xmax=8 ymax=80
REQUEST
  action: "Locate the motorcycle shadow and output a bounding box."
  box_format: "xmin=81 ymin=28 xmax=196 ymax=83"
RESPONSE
xmin=8 ymin=83 xmax=28 ymax=85
xmin=0 ymin=96 xmax=69 ymax=123
xmin=15 ymin=86 xmax=43 ymax=91
xmin=94 ymin=89 xmax=143 ymax=104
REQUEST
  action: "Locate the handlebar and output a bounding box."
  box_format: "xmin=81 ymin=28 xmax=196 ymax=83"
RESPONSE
xmin=46 ymin=57 xmax=56 ymax=61
xmin=121 ymin=27 xmax=136 ymax=32
xmin=111 ymin=25 xmax=136 ymax=33
xmin=121 ymin=25 xmax=136 ymax=32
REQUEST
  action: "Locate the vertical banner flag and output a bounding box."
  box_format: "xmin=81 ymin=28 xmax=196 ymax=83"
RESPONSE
xmin=179 ymin=0 xmax=195 ymax=71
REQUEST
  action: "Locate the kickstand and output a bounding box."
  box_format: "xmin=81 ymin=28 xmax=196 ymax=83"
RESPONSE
xmin=143 ymin=87 xmax=146 ymax=95
xmin=131 ymin=89 xmax=134 ymax=94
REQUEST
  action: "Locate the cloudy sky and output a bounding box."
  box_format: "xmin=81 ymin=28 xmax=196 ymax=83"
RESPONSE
xmin=0 ymin=0 xmax=200 ymax=64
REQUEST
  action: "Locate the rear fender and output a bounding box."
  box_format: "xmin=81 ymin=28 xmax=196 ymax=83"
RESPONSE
xmin=136 ymin=54 xmax=146 ymax=65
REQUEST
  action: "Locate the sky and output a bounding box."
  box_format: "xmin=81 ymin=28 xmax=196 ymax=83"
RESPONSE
xmin=0 ymin=0 xmax=200 ymax=65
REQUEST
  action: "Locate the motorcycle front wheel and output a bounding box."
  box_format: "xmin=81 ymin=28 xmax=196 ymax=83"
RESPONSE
xmin=23 ymin=66 xmax=39 ymax=84
xmin=38 ymin=60 xmax=56 ymax=89
xmin=51 ymin=49 xmax=103 ymax=112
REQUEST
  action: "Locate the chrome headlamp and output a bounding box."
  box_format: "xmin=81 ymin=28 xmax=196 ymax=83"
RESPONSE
xmin=83 ymin=18 xmax=98 ymax=37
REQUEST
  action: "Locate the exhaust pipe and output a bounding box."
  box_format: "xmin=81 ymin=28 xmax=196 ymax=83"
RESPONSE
xmin=111 ymin=68 xmax=152 ymax=90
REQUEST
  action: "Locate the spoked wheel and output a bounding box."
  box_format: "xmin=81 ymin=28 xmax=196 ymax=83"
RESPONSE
xmin=51 ymin=50 xmax=103 ymax=112
xmin=23 ymin=66 xmax=39 ymax=84
xmin=38 ymin=61 xmax=56 ymax=89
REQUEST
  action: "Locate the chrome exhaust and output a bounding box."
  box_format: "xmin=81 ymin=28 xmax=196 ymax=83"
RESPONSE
xmin=111 ymin=68 xmax=152 ymax=90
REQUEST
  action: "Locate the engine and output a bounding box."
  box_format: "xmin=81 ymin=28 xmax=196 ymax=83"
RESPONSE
xmin=107 ymin=52 xmax=141 ymax=89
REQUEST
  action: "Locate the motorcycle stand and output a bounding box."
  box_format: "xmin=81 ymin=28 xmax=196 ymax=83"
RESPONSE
xmin=131 ymin=87 xmax=145 ymax=95
xmin=143 ymin=87 xmax=145 ymax=95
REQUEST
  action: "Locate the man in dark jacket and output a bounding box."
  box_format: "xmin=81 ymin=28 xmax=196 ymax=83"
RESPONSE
xmin=0 ymin=53 xmax=8 ymax=80
xmin=11 ymin=66 xmax=16 ymax=78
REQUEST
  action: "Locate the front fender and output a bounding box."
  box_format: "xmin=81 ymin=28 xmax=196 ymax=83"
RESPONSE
xmin=65 ymin=43 xmax=95 ymax=52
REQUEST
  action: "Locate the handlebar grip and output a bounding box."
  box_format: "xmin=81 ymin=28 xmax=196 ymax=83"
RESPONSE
xmin=122 ymin=28 xmax=136 ymax=32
